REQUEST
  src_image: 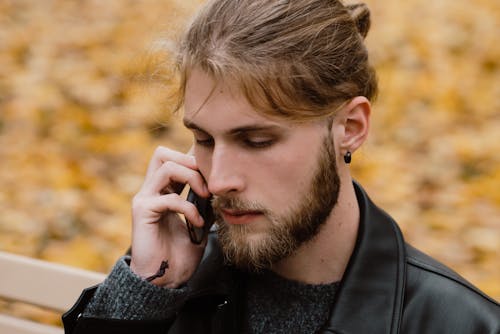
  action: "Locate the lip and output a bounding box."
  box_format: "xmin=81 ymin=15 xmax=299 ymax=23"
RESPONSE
xmin=220 ymin=209 xmax=262 ymax=225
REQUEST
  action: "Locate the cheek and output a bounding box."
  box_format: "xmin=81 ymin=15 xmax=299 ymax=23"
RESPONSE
xmin=256 ymin=150 xmax=318 ymax=211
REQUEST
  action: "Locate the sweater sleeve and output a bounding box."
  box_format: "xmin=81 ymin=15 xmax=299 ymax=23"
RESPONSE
xmin=82 ymin=256 xmax=188 ymax=320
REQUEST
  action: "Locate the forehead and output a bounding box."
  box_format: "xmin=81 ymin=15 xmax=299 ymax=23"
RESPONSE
xmin=183 ymin=68 xmax=285 ymax=129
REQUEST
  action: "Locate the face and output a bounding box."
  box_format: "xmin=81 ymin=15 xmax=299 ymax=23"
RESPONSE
xmin=183 ymin=69 xmax=341 ymax=271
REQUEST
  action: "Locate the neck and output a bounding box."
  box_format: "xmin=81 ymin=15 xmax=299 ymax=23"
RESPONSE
xmin=271 ymin=178 xmax=359 ymax=284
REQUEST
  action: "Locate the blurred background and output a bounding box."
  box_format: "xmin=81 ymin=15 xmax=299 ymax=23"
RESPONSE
xmin=0 ymin=0 xmax=498 ymax=326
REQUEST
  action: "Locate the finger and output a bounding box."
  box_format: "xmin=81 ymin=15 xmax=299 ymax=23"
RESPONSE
xmin=143 ymin=161 xmax=209 ymax=197
xmin=145 ymin=193 xmax=205 ymax=228
xmin=145 ymin=146 xmax=197 ymax=180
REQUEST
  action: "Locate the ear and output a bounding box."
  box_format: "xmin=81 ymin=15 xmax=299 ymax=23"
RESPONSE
xmin=336 ymin=96 xmax=371 ymax=156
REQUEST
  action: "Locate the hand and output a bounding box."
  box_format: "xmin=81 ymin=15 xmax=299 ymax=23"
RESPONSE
xmin=130 ymin=146 xmax=211 ymax=288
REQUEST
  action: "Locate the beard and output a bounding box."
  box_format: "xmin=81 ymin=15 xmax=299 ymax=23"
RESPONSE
xmin=212 ymin=135 xmax=341 ymax=272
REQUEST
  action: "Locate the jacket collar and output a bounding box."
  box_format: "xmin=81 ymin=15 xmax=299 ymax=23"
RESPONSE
xmin=187 ymin=182 xmax=407 ymax=334
xmin=322 ymin=182 xmax=406 ymax=334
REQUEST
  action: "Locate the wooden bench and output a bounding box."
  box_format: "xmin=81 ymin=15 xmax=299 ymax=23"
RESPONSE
xmin=0 ymin=251 xmax=106 ymax=334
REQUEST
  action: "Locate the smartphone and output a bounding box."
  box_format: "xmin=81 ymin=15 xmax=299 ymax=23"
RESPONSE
xmin=186 ymin=188 xmax=215 ymax=244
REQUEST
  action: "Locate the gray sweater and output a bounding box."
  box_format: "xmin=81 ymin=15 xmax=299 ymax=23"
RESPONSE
xmin=83 ymin=257 xmax=339 ymax=333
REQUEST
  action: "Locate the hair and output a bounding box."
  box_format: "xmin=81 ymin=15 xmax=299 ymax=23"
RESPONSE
xmin=174 ymin=0 xmax=378 ymax=122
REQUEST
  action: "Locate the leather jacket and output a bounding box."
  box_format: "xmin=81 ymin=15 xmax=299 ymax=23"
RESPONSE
xmin=63 ymin=182 xmax=500 ymax=333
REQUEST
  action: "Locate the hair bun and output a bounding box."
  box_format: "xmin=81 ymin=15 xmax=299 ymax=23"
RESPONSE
xmin=346 ymin=3 xmax=371 ymax=39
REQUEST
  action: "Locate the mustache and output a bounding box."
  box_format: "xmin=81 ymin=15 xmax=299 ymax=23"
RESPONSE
xmin=211 ymin=196 xmax=268 ymax=214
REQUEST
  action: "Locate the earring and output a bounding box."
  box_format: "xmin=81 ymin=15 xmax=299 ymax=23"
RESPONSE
xmin=344 ymin=151 xmax=352 ymax=164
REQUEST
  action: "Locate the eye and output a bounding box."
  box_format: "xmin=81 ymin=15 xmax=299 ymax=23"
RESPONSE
xmin=243 ymin=138 xmax=275 ymax=148
xmin=192 ymin=131 xmax=214 ymax=147
xmin=195 ymin=137 xmax=214 ymax=147
xmin=238 ymin=133 xmax=278 ymax=149
xmin=196 ymin=138 xmax=214 ymax=147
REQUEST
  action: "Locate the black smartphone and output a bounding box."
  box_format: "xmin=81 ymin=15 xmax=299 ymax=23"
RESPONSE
xmin=186 ymin=188 xmax=215 ymax=244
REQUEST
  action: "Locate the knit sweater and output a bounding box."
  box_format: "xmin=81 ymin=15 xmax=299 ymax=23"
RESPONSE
xmin=244 ymin=270 xmax=339 ymax=333
xmin=83 ymin=257 xmax=339 ymax=333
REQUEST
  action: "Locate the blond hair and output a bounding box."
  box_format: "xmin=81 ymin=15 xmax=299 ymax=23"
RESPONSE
xmin=175 ymin=0 xmax=377 ymax=121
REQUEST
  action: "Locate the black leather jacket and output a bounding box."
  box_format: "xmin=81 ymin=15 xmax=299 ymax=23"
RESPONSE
xmin=63 ymin=183 xmax=500 ymax=333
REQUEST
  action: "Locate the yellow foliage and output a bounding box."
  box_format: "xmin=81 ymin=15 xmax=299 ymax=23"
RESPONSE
xmin=0 ymin=2 xmax=498 ymax=324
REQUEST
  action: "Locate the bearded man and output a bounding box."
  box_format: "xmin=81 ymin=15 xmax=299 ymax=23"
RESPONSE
xmin=64 ymin=0 xmax=499 ymax=333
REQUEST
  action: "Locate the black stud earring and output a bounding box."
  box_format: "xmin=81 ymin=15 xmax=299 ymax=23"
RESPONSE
xmin=344 ymin=151 xmax=352 ymax=164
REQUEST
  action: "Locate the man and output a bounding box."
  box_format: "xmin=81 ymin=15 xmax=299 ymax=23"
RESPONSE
xmin=63 ymin=0 xmax=499 ymax=333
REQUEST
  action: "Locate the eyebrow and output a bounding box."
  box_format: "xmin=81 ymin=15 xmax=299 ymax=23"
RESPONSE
xmin=183 ymin=119 xmax=283 ymax=135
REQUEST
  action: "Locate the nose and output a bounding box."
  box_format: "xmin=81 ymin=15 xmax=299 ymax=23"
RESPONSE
xmin=205 ymin=145 xmax=245 ymax=196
